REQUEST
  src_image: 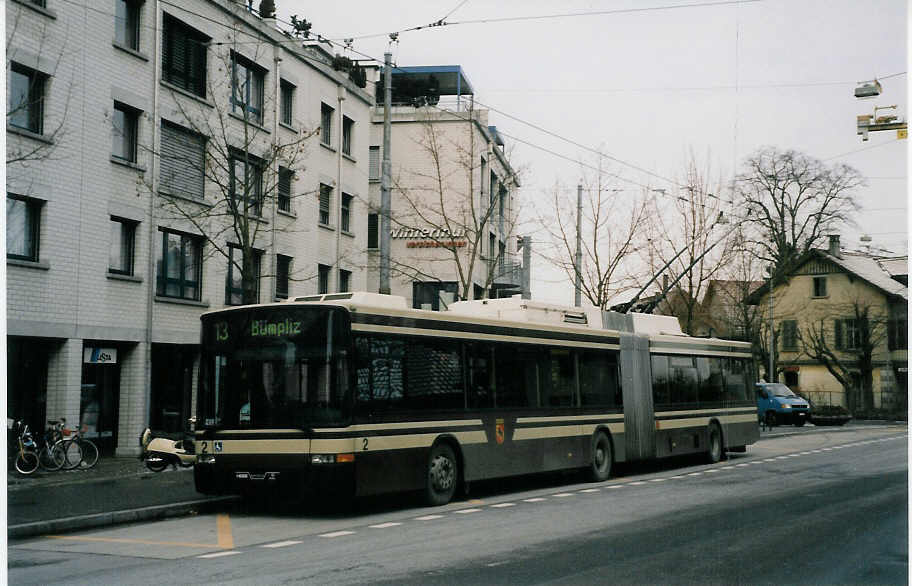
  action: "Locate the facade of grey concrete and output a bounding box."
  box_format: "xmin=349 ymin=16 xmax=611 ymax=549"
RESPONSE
xmin=6 ymin=0 xmax=372 ymax=455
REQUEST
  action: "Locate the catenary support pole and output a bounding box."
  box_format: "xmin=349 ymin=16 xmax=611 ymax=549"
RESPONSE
xmin=574 ymin=183 xmax=582 ymax=307
xmin=379 ymin=51 xmax=393 ymax=294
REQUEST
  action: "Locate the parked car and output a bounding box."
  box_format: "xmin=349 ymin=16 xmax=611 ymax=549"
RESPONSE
xmin=756 ymin=383 xmax=811 ymax=427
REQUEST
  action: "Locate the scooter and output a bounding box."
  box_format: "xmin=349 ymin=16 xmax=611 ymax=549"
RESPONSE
xmin=139 ymin=428 xmax=196 ymax=472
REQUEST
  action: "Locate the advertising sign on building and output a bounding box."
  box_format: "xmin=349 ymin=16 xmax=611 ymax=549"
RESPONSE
xmin=83 ymin=347 xmax=117 ymax=364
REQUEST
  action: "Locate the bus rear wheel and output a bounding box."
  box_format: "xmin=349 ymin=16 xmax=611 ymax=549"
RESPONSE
xmin=588 ymin=431 xmax=612 ymax=482
xmin=707 ymin=423 xmax=723 ymax=464
xmin=425 ymin=443 xmax=458 ymax=506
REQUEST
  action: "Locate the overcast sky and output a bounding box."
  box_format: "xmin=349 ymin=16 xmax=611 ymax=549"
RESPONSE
xmin=278 ymin=0 xmax=908 ymax=304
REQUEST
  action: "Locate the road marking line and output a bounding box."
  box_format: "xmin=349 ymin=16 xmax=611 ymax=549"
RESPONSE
xmin=415 ymin=514 xmax=444 ymax=520
xmin=720 ymin=466 xmax=735 ymax=470
xmin=47 ymin=535 xmax=215 ymax=548
xmin=629 ymin=481 xmax=646 ymax=485
xmin=553 ymin=493 xmax=574 ymax=497
xmin=688 ymin=472 xmax=703 ymax=476
xmin=650 ymin=478 xmax=667 ymax=482
xmin=468 ymin=499 xmax=485 ymax=504
xmin=455 ymin=508 xmax=482 ymax=514
xmin=369 ymin=522 xmax=402 ymax=529
xmin=198 ymin=551 xmax=241 ymax=558
xmin=491 ymin=502 xmax=516 ymax=508
xmin=607 ymin=485 xmax=624 ymax=489
xmin=523 ymin=497 xmax=547 ymax=502
xmin=670 ymin=475 xmax=686 ymax=479
xmin=706 ymin=469 xmax=720 ymax=473
xmin=579 ymin=488 xmax=600 ymax=492
xmin=320 ymin=530 xmax=355 ymax=538
xmin=262 ymin=540 xmax=303 ymax=548
xmin=217 ymin=513 xmax=234 ymax=550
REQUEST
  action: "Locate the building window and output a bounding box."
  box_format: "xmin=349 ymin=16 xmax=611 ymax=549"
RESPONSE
xmin=230 ymin=152 xmax=263 ymax=216
xmin=413 ymin=281 xmax=458 ymax=311
xmin=369 ymin=146 xmax=380 ymax=181
xmin=888 ymin=317 xmax=908 ymax=350
xmin=367 ymin=212 xmax=378 ymax=249
xmin=319 ymin=183 xmax=332 ymax=226
xmin=226 ymin=245 xmax=261 ymax=305
xmin=341 ymin=193 xmax=352 ymax=232
xmin=318 ymin=264 xmax=330 ymax=294
xmin=230 ymin=53 xmax=264 ymax=125
xmin=277 ymin=167 xmax=292 ymax=212
xmin=276 ymin=254 xmax=292 ymax=299
xmin=156 ymin=229 xmax=202 ymax=300
xmin=162 ymin=14 xmax=208 ymax=97
xmin=843 ymin=319 xmax=861 ymax=350
xmin=6 ymin=195 xmax=41 ymax=262
xmin=112 ymin=102 xmax=139 ymax=163
xmin=320 ymin=103 xmax=333 ymax=146
xmin=781 ymin=319 xmax=798 ymax=351
xmin=8 ymin=63 xmax=45 ymax=134
xmin=280 ymin=80 xmax=294 ymax=126
xmin=160 ymin=120 xmax=205 ymax=199
xmin=114 ymin=0 xmax=141 ymax=51
xmin=109 ymin=217 xmax=136 ymax=275
xmin=812 ymin=276 xmax=827 ymax=298
xmin=342 ymin=116 xmax=354 ymax=156
xmin=339 ymin=269 xmax=351 ymax=293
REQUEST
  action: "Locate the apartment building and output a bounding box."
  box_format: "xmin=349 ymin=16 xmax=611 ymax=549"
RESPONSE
xmin=6 ymin=0 xmax=372 ymax=454
xmin=366 ymin=65 xmax=522 ymax=309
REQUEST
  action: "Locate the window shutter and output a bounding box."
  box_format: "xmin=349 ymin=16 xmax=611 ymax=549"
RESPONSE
xmin=834 ymin=319 xmax=843 ymax=350
xmin=369 ymin=146 xmax=380 ymax=180
xmin=367 ymin=213 xmax=378 ymax=248
xmin=160 ymin=122 xmax=205 ymax=199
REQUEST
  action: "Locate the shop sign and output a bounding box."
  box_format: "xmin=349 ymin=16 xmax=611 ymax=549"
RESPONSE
xmin=83 ymin=347 xmax=117 ymax=364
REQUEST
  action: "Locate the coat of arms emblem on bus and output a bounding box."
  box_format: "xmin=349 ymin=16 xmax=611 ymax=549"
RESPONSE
xmin=495 ymin=418 xmax=505 ymax=445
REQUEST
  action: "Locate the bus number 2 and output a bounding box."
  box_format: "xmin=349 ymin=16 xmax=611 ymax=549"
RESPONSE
xmin=362 ymin=438 xmax=369 ymax=451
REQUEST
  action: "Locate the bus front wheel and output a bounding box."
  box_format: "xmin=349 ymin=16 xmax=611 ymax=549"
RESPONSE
xmin=425 ymin=443 xmax=458 ymax=506
xmin=588 ymin=431 xmax=612 ymax=482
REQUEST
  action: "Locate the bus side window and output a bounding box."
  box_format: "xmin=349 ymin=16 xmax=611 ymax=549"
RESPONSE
xmin=543 ymin=349 xmax=575 ymax=407
xmin=466 ymin=343 xmax=494 ymax=409
xmin=651 ymin=355 xmax=670 ymax=406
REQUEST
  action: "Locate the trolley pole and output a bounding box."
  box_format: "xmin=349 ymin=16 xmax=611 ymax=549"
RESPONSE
xmin=379 ymin=51 xmax=392 ymax=294
xmin=574 ymin=183 xmax=582 ymax=307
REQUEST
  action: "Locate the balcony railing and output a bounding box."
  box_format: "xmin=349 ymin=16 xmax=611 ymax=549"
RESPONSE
xmin=488 ymin=254 xmax=522 ymax=288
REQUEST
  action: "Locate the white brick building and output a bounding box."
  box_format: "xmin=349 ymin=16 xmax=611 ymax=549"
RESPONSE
xmin=366 ymin=65 xmax=522 ymax=309
xmin=6 ymin=0 xmax=372 ymax=455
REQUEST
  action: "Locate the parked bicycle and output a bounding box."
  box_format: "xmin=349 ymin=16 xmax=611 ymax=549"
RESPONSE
xmin=67 ymin=421 xmax=99 ymax=469
xmin=8 ymin=419 xmax=39 ymax=475
xmin=43 ymin=419 xmax=84 ymax=470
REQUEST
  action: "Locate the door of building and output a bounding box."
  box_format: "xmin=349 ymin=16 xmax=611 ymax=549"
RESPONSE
xmin=80 ymin=358 xmax=121 ymax=454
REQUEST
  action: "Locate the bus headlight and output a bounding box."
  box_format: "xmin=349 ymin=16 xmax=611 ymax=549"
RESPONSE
xmin=311 ymin=454 xmax=335 ymax=464
xmin=198 ymin=454 xmax=216 ymax=464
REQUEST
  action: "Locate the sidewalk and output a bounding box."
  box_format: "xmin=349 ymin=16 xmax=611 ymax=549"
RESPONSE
xmin=7 ymin=456 xmax=236 ymax=539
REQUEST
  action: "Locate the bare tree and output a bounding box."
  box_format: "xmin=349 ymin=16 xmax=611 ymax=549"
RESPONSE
xmin=535 ymin=159 xmax=650 ymax=309
xmin=150 ymin=35 xmax=317 ymax=304
xmin=640 ymin=154 xmax=733 ymax=334
xmin=735 ymin=147 xmax=863 ymax=274
xmin=796 ymin=299 xmax=891 ymax=412
xmin=388 ymin=106 xmax=520 ymax=302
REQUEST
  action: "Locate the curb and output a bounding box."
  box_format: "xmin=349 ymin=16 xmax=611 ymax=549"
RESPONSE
xmin=8 ymin=495 xmax=239 ymax=539
xmin=758 ymin=422 xmax=906 ymax=441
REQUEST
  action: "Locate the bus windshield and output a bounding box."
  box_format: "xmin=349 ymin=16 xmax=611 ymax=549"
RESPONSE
xmin=198 ymin=306 xmax=352 ymax=429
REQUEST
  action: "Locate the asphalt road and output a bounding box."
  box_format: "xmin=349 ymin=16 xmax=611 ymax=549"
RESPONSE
xmin=8 ymin=426 xmax=908 ymax=585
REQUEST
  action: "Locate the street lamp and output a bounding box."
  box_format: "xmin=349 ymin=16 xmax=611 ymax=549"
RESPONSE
xmin=766 ymin=264 xmax=774 ymax=382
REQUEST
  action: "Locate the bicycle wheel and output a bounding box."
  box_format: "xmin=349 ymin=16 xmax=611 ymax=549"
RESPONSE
xmin=60 ymin=439 xmax=83 ymax=470
xmin=38 ymin=443 xmax=65 ymax=471
xmin=78 ymin=438 xmax=99 ymax=469
xmin=15 ymin=450 xmax=39 ymax=475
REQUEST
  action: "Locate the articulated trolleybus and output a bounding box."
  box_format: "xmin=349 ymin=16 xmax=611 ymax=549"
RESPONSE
xmin=193 ymin=293 xmax=758 ymax=505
